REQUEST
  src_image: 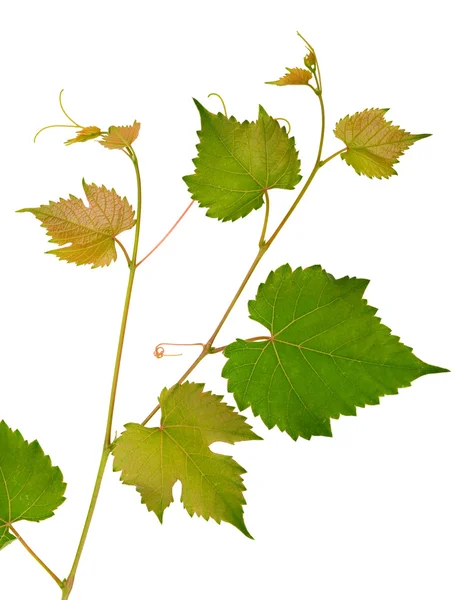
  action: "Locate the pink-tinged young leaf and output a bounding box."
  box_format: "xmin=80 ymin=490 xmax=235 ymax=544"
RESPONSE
xmin=99 ymin=121 xmax=141 ymax=150
xmin=19 ymin=181 xmax=135 ymax=268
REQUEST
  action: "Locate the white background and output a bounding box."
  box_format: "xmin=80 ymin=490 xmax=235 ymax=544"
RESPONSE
xmin=0 ymin=1 xmax=453 ymax=598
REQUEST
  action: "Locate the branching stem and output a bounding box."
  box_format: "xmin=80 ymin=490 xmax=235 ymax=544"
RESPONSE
xmin=141 ymin=54 xmax=336 ymax=425
xmin=8 ymin=524 xmax=63 ymax=589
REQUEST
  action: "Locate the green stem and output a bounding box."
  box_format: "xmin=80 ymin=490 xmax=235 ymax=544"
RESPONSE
xmin=8 ymin=524 xmax=63 ymax=589
xmin=61 ymin=149 xmax=142 ymax=600
xmin=265 ymin=92 xmax=325 ymax=249
xmin=156 ymin=85 xmax=329 ymax=396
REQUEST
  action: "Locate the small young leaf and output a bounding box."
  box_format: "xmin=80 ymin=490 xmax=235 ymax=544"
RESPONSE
xmin=0 ymin=421 xmax=66 ymax=550
xmin=64 ymin=126 xmax=102 ymax=146
xmin=223 ymin=265 xmax=447 ymax=440
xmin=266 ymin=67 xmax=313 ymax=86
xmin=99 ymin=121 xmax=141 ymax=150
xmin=19 ymin=181 xmax=135 ymax=268
xmin=183 ymin=101 xmax=301 ymax=221
xmin=334 ymin=109 xmax=430 ymax=178
xmin=113 ymin=382 xmax=261 ymax=537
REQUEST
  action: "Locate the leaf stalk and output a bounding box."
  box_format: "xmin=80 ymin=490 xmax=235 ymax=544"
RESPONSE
xmin=8 ymin=524 xmax=63 ymax=589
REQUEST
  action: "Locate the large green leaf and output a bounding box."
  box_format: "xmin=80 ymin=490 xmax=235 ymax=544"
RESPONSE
xmin=0 ymin=421 xmax=66 ymax=550
xmin=223 ymin=265 xmax=447 ymax=440
xmin=113 ymin=382 xmax=261 ymax=537
xmin=183 ymin=100 xmax=301 ymax=221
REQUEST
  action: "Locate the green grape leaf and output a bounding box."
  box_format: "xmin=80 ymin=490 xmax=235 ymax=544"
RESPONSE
xmin=99 ymin=121 xmax=140 ymax=150
xmin=266 ymin=67 xmax=313 ymax=86
xmin=183 ymin=100 xmax=301 ymax=221
xmin=112 ymin=382 xmax=261 ymax=537
xmin=18 ymin=181 xmax=135 ymax=268
xmin=0 ymin=421 xmax=66 ymax=550
xmin=334 ymin=108 xmax=430 ymax=178
xmin=223 ymin=265 xmax=447 ymax=440
xmin=64 ymin=126 xmax=102 ymax=146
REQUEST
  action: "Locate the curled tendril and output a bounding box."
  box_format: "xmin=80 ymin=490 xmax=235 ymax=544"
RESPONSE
xmin=208 ymin=92 xmax=228 ymax=117
xmin=276 ymin=117 xmax=291 ymax=134
xmin=153 ymin=342 xmax=205 ymax=359
xmin=34 ymin=89 xmax=83 ymax=143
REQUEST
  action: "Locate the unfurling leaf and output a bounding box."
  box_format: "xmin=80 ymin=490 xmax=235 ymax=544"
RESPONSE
xmin=334 ymin=108 xmax=430 ymax=178
xmin=266 ymin=67 xmax=313 ymax=86
xmin=113 ymin=382 xmax=261 ymax=537
xmin=304 ymin=52 xmax=316 ymax=70
xmin=19 ymin=181 xmax=135 ymax=268
xmin=64 ymin=126 xmax=102 ymax=146
xmin=183 ymin=101 xmax=301 ymax=221
xmin=223 ymin=265 xmax=447 ymax=440
xmin=0 ymin=421 xmax=66 ymax=550
xmin=99 ymin=121 xmax=141 ymax=150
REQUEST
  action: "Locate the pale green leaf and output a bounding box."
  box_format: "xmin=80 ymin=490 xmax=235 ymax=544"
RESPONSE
xmin=0 ymin=421 xmax=66 ymax=550
xmin=19 ymin=181 xmax=135 ymax=268
xmin=334 ymin=108 xmax=430 ymax=178
xmin=113 ymin=382 xmax=261 ymax=537
xmin=223 ymin=265 xmax=447 ymax=440
xmin=183 ymin=101 xmax=301 ymax=221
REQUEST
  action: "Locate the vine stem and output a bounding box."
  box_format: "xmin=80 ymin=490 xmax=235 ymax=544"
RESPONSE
xmin=179 ymin=92 xmax=327 ymax=380
xmin=8 ymin=524 xmax=63 ymax=589
xmin=141 ymin=80 xmax=343 ymax=428
xmin=61 ymin=148 xmax=142 ymax=600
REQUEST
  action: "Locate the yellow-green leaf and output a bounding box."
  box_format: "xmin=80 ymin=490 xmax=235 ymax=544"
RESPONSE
xmin=334 ymin=108 xmax=431 ymax=179
xmin=113 ymin=382 xmax=261 ymax=537
xmin=266 ymin=67 xmax=312 ymax=86
xmin=64 ymin=126 xmax=102 ymax=146
xmin=99 ymin=121 xmax=141 ymax=150
xmin=19 ymin=181 xmax=135 ymax=268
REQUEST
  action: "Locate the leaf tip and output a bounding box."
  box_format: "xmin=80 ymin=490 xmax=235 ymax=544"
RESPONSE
xmin=193 ymin=97 xmax=205 ymax=112
xmin=423 ymin=363 xmax=450 ymax=375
